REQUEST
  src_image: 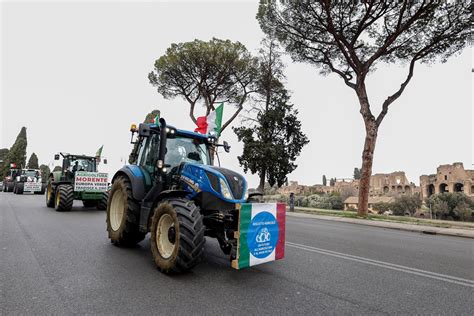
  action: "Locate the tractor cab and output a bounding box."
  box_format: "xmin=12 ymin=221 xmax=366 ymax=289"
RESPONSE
xmin=55 ymin=153 xmax=99 ymax=181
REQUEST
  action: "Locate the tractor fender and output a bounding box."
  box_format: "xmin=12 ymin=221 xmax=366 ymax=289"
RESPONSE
xmin=111 ymin=166 xmax=147 ymax=201
xmin=155 ymin=190 xmax=190 ymax=203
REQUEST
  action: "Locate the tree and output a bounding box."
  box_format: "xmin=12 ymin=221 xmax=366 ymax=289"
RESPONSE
xmin=329 ymin=178 xmax=336 ymax=187
xmin=353 ymin=167 xmax=361 ymax=180
xmin=322 ymin=175 xmax=327 ymax=186
xmin=234 ymin=38 xmax=309 ymax=192
xmin=52 ymin=166 xmax=62 ymax=172
xmin=0 ymin=148 xmax=9 ymax=170
xmin=39 ymin=164 xmax=51 ymax=183
xmin=149 ymin=38 xmax=258 ymax=134
xmin=391 ymin=194 xmax=421 ymax=216
xmin=258 ymin=1 xmax=470 ymax=216
xmin=27 ymin=153 xmax=39 ymax=169
xmin=427 ymin=193 xmax=474 ymax=221
xmin=0 ymin=127 xmax=27 ymax=177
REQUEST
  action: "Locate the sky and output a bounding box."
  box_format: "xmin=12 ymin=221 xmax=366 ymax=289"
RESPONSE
xmin=1 ymin=1 xmax=472 ymax=188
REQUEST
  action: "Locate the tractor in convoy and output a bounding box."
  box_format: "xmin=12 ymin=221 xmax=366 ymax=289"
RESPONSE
xmin=107 ymin=118 xmax=285 ymax=274
xmin=2 ymin=164 xmax=21 ymax=192
xmin=46 ymin=153 xmax=108 ymax=211
xmin=13 ymin=168 xmax=46 ymax=195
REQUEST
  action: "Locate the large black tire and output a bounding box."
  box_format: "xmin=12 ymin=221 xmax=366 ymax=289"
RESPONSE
xmin=16 ymin=183 xmax=24 ymax=194
xmin=7 ymin=182 xmax=14 ymax=192
xmin=13 ymin=183 xmax=17 ymax=194
xmin=150 ymin=198 xmax=205 ymax=273
xmin=106 ymin=176 xmax=145 ymax=246
xmin=97 ymin=192 xmax=108 ymax=210
xmin=83 ymin=200 xmax=97 ymax=208
xmin=45 ymin=181 xmax=55 ymax=207
xmin=55 ymin=184 xmax=74 ymax=212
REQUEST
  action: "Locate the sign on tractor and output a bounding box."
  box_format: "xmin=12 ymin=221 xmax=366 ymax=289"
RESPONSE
xmin=24 ymin=182 xmax=43 ymax=192
xmin=232 ymin=203 xmax=286 ymax=269
xmin=74 ymin=172 xmax=108 ymax=192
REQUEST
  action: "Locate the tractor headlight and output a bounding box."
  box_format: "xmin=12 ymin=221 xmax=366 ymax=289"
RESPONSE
xmin=220 ymin=178 xmax=234 ymax=200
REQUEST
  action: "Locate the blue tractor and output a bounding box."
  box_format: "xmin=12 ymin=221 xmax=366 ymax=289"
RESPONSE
xmin=107 ymin=118 xmax=261 ymax=273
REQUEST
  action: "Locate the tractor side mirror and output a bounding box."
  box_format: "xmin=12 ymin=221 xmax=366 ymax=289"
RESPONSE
xmin=103 ymin=158 xmax=108 ymax=164
xmin=138 ymin=123 xmax=151 ymax=137
xmin=223 ymin=141 xmax=231 ymax=153
xmin=54 ymin=154 xmax=60 ymax=160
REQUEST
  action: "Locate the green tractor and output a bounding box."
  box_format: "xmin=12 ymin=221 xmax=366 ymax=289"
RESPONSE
xmin=46 ymin=153 xmax=109 ymax=212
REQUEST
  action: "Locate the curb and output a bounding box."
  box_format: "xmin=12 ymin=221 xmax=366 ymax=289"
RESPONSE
xmin=287 ymin=212 xmax=474 ymax=239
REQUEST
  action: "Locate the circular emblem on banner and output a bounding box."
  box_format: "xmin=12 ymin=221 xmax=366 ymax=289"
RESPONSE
xmin=247 ymin=211 xmax=279 ymax=259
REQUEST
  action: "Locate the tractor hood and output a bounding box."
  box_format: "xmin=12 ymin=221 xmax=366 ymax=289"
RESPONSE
xmin=178 ymin=163 xmax=248 ymax=204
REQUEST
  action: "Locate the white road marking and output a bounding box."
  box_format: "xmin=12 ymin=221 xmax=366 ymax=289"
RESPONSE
xmin=287 ymin=241 xmax=474 ymax=288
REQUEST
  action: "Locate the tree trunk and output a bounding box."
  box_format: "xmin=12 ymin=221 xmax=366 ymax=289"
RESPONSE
xmin=257 ymin=169 xmax=266 ymax=193
xmin=357 ymin=120 xmax=378 ymax=217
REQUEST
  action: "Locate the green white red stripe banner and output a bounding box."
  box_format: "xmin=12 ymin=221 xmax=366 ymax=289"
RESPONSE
xmin=232 ymin=203 xmax=286 ymax=269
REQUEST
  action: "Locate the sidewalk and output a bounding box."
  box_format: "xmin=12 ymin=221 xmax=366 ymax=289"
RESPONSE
xmin=287 ymin=209 xmax=474 ymax=239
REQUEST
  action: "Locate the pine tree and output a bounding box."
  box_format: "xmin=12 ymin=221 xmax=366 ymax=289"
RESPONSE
xmin=27 ymin=153 xmax=39 ymax=169
xmin=0 ymin=127 xmax=27 ymax=177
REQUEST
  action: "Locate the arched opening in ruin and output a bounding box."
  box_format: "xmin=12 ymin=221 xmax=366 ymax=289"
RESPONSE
xmin=471 ymin=185 xmax=474 ymax=195
xmin=427 ymin=184 xmax=435 ymax=197
xmin=383 ymin=186 xmax=389 ymax=194
xmin=397 ymin=185 xmax=403 ymax=193
xmin=439 ymin=183 xmax=448 ymax=193
xmin=453 ymin=183 xmax=464 ymax=193
xmin=404 ymin=186 xmax=411 ymax=194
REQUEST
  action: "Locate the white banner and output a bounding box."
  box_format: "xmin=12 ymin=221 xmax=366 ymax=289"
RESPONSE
xmin=74 ymin=172 xmax=108 ymax=192
xmin=24 ymin=182 xmax=42 ymax=192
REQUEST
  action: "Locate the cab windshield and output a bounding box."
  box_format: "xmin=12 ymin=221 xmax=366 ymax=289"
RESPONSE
xmin=23 ymin=170 xmax=39 ymax=177
xmin=70 ymin=158 xmax=96 ymax=172
xmin=166 ymin=137 xmax=210 ymax=170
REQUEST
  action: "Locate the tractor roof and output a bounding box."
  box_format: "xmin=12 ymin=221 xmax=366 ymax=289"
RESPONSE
xmin=147 ymin=123 xmax=211 ymax=142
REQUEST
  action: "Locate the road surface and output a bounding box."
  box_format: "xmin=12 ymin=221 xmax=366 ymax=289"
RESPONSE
xmin=1 ymin=193 xmax=473 ymax=315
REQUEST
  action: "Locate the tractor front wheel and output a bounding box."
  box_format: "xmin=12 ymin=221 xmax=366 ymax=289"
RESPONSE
xmin=106 ymin=176 xmax=145 ymax=246
xmin=55 ymin=184 xmax=74 ymax=212
xmin=150 ymin=198 xmax=205 ymax=273
xmin=96 ymin=192 xmax=108 ymax=210
xmin=45 ymin=181 xmax=55 ymax=207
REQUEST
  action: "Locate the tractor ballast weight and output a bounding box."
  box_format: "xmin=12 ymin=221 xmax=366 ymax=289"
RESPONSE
xmin=106 ymin=118 xmax=286 ymax=273
xmin=45 ymin=153 xmax=108 ymax=211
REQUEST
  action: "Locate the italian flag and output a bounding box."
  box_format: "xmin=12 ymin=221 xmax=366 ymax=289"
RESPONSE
xmin=195 ymin=103 xmax=224 ymax=136
xmin=232 ymin=203 xmax=286 ymax=269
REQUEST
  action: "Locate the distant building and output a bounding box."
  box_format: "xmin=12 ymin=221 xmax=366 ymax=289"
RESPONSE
xmin=369 ymin=172 xmax=417 ymax=196
xmin=344 ymin=196 xmax=395 ymax=212
xmin=420 ymin=162 xmax=474 ymax=200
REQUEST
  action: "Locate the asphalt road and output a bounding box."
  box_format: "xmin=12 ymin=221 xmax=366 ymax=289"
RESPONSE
xmin=1 ymin=193 xmax=473 ymax=315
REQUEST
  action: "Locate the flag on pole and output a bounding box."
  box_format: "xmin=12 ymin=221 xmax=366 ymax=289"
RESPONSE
xmin=195 ymin=103 xmax=224 ymax=136
xmin=95 ymin=145 xmax=103 ymax=161
xmin=232 ymin=203 xmax=286 ymax=269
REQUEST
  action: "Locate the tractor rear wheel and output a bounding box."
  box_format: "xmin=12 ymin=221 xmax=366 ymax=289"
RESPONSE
xmin=83 ymin=200 xmax=97 ymax=208
xmin=45 ymin=181 xmax=55 ymax=207
xmin=150 ymin=198 xmax=205 ymax=273
xmin=7 ymin=182 xmax=14 ymax=192
xmin=96 ymin=192 xmax=108 ymax=210
xmin=106 ymin=176 xmax=145 ymax=246
xmin=16 ymin=183 xmax=24 ymax=194
xmin=13 ymin=183 xmax=17 ymax=194
xmin=55 ymin=184 xmax=74 ymax=212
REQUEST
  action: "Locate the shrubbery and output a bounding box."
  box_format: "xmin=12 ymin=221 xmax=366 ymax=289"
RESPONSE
xmin=427 ymin=193 xmax=474 ymax=221
xmin=263 ymin=192 xmax=344 ymax=210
